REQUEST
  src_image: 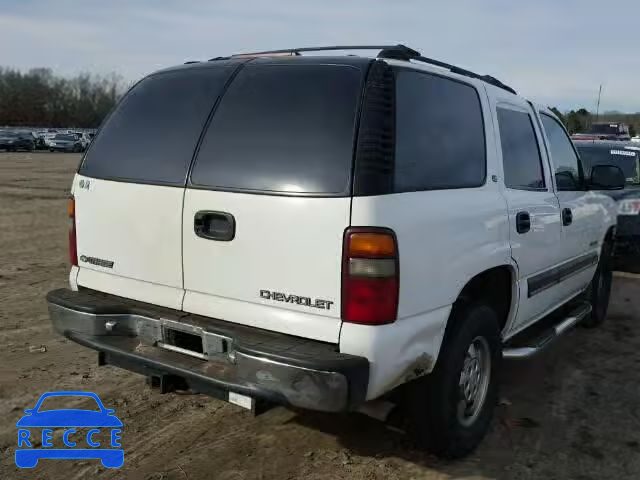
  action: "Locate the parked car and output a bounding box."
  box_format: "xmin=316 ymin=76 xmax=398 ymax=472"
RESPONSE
xmin=72 ymin=132 xmax=92 ymax=151
xmin=0 ymin=131 xmax=36 ymax=151
xmin=574 ymin=140 xmax=640 ymax=272
xmin=49 ymin=133 xmax=84 ymax=152
xmin=46 ymin=44 xmax=624 ymax=459
xmin=587 ymin=122 xmax=632 ymax=141
xmin=34 ymin=132 xmax=49 ymax=150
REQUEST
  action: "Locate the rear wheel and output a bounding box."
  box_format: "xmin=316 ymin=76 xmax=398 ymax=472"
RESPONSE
xmin=405 ymin=303 xmax=501 ymax=458
xmin=582 ymin=241 xmax=613 ymax=328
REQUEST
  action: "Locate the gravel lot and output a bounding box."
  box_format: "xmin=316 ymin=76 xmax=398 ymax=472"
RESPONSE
xmin=1 ymin=152 xmax=639 ymax=479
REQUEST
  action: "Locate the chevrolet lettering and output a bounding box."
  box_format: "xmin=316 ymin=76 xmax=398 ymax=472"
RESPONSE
xmin=259 ymin=289 xmax=334 ymax=310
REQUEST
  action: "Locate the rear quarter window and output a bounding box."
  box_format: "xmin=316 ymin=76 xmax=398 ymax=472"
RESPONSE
xmin=190 ymin=64 xmax=364 ymax=195
xmin=392 ymin=70 xmax=486 ymax=192
xmin=80 ymin=66 xmax=237 ymax=186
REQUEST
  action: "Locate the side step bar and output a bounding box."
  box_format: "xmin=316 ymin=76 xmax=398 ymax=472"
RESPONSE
xmin=502 ymin=302 xmax=592 ymax=359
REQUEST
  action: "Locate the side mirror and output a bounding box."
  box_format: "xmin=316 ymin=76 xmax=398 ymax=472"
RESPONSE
xmin=589 ymin=165 xmax=626 ymax=190
xmin=555 ymin=170 xmax=578 ymax=190
xmin=24 ymin=409 xmax=34 ymax=415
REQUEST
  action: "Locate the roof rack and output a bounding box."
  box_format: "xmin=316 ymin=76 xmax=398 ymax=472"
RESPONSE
xmin=211 ymin=44 xmax=516 ymax=94
xmin=223 ymin=44 xmax=421 ymax=58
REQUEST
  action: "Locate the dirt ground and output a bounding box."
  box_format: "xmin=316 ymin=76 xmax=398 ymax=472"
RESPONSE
xmin=1 ymin=152 xmax=639 ymax=480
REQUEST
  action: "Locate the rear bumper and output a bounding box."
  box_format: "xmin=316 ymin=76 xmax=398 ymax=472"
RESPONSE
xmin=46 ymin=288 xmax=368 ymax=412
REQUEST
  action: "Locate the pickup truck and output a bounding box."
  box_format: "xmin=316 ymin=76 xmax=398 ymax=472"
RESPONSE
xmin=574 ymin=140 xmax=640 ymax=272
xmin=46 ymin=44 xmax=625 ymax=458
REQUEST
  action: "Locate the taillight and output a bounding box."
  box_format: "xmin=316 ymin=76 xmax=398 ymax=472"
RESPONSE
xmin=342 ymin=227 xmax=399 ymax=325
xmin=68 ymin=196 xmax=77 ymax=266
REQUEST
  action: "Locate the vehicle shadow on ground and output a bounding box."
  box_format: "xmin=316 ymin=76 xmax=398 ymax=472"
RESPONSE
xmin=284 ymin=356 xmax=550 ymax=479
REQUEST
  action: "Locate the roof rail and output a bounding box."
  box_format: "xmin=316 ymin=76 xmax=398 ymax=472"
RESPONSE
xmin=403 ymin=55 xmax=516 ymax=95
xmin=210 ymin=44 xmax=516 ymax=94
xmin=375 ymin=48 xmax=516 ymax=95
xmin=221 ymin=44 xmax=420 ymax=59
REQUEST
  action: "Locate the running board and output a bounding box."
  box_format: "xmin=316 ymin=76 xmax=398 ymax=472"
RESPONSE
xmin=502 ymin=302 xmax=592 ymax=359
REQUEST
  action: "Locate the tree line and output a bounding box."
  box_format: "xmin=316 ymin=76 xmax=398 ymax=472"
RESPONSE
xmin=550 ymin=106 xmax=639 ymax=137
xmin=1 ymin=66 xmax=639 ymax=135
xmin=0 ymin=67 xmax=124 ymax=128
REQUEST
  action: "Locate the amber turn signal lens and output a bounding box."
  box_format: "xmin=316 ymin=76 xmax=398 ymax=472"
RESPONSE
xmin=67 ymin=197 xmax=75 ymax=218
xmin=348 ymin=233 xmax=396 ymax=258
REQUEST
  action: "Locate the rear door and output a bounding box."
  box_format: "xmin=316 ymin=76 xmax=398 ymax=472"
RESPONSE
xmin=182 ymin=61 xmax=367 ymax=343
xmin=490 ymin=98 xmax=564 ymax=331
xmin=74 ymin=64 xmax=240 ymax=309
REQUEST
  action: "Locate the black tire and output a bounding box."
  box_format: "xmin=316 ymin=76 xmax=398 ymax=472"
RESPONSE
xmin=405 ymin=303 xmax=501 ymax=459
xmin=582 ymin=241 xmax=613 ymax=328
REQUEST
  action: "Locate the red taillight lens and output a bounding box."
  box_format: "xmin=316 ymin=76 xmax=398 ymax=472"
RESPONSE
xmin=68 ymin=197 xmax=77 ymax=266
xmin=342 ymin=228 xmax=399 ymax=325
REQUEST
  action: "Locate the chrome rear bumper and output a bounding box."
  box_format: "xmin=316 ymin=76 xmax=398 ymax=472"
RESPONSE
xmin=47 ymin=289 xmax=368 ymax=412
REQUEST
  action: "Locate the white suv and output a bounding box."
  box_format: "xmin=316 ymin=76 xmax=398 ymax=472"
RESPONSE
xmin=47 ymin=45 xmax=625 ymax=458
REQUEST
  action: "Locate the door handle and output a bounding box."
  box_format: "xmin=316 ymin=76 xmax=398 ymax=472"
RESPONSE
xmin=194 ymin=211 xmax=235 ymax=241
xmin=562 ymin=208 xmax=573 ymax=226
xmin=516 ymin=211 xmax=531 ymax=234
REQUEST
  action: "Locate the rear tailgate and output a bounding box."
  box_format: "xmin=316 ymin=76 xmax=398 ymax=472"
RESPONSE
xmin=182 ymin=60 xmax=368 ymax=342
xmin=74 ymin=63 xmax=242 ymax=309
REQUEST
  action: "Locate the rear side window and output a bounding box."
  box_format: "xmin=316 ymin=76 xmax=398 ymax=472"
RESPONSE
xmin=80 ymin=66 xmax=237 ymax=186
xmin=190 ymin=64 xmax=364 ymax=194
xmin=497 ymin=108 xmax=545 ymax=190
xmin=393 ymin=70 xmax=486 ymax=192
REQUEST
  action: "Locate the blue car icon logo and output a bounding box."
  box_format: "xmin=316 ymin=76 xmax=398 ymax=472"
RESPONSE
xmin=15 ymin=391 xmax=123 ymax=468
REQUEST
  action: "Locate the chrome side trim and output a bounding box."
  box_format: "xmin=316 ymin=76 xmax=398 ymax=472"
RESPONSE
xmin=527 ymin=252 xmax=599 ymax=297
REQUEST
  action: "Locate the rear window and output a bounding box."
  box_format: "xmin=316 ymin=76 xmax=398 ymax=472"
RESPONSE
xmin=576 ymin=146 xmax=640 ymax=184
xmin=190 ymin=64 xmax=364 ymax=195
xmin=80 ymin=66 xmax=237 ymax=186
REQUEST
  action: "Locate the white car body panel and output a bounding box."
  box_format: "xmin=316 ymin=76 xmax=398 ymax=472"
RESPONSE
xmin=348 ymin=188 xmax=512 ymax=321
xmin=69 ymin=265 xmax=79 ymax=291
xmin=181 ymin=189 xmax=349 ymax=343
xmin=73 ymin=174 xmax=185 ymax=310
xmin=340 ymin=305 xmax=451 ymax=399
xmin=339 ymin=75 xmax=515 ymax=396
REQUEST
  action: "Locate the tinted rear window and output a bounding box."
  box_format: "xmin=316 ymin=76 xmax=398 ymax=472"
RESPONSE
xmin=80 ymin=66 xmax=237 ymax=185
xmin=190 ymin=64 xmax=364 ymax=194
xmin=576 ymin=146 xmax=639 ymax=184
xmin=497 ymin=108 xmax=545 ymax=190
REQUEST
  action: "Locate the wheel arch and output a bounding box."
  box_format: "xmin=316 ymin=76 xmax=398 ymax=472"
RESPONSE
xmin=448 ymin=264 xmax=517 ymax=337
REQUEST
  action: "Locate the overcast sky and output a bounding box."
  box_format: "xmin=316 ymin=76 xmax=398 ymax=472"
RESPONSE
xmin=1 ymin=0 xmax=638 ymax=112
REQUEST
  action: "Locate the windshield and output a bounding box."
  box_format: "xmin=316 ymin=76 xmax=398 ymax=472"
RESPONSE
xmin=54 ymin=134 xmax=77 ymax=141
xmin=576 ymin=146 xmax=640 ymax=184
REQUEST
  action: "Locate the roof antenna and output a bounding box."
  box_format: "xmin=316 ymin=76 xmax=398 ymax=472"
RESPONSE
xmin=595 ymin=84 xmax=603 ymax=123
